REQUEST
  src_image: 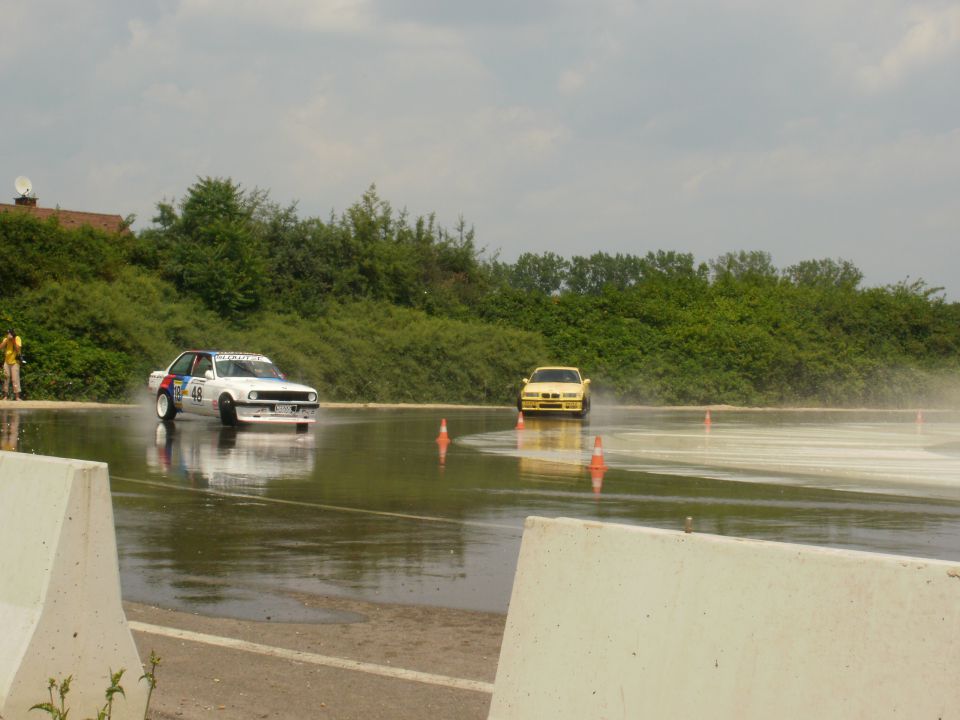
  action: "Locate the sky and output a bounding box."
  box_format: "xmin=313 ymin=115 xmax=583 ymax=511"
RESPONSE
xmin=2 ymin=0 xmax=959 ymax=293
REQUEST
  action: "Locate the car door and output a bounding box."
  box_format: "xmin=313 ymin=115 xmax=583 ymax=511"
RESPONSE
xmin=183 ymin=353 xmax=215 ymax=417
xmin=165 ymin=352 xmax=196 ymax=414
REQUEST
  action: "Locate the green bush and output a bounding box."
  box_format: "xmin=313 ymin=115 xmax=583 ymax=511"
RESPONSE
xmin=4 ymin=180 xmax=960 ymax=408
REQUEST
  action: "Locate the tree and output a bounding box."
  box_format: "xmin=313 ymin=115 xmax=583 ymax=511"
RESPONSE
xmin=139 ymin=177 xmax=269 ymax=318
xmin=510 ymin=252 xmax=569 ymax=294
xmin=710 ymin=250 xmax=778 ymax=285
xmin=783 ymin=258 xmax=863 ymax=290
xmin=637 ymin=250 xmax=707 ymax=282
xmin=567 ymin=252 xmax=643 ymax=294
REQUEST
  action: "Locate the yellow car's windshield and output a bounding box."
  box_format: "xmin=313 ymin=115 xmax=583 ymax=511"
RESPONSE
xmin=530 ymin=369 xmax=581 ymax=383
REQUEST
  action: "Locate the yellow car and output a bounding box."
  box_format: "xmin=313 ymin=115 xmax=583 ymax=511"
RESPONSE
xmin=517 ymin=366 xmax=591 ymax=417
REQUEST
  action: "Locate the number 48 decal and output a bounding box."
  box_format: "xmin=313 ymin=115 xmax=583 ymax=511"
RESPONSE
xmin=190 ymin=384 xmax=203 ymax=404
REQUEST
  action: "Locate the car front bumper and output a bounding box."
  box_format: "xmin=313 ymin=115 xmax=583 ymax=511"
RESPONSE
xmin=520 ymin=399 xmax=585 ymax=413
xmin=235 ymin=402 xmax=320 ymax=424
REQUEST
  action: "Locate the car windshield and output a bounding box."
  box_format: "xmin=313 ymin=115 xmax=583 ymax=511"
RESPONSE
xmin=530 ymin=369 xmax=581 ymax=383
xmin=215 ymin=358 xmax=284 ymax=379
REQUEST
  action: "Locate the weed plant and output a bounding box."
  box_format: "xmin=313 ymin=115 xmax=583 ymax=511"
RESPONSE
xmin=30 ymin=652 xmax=161 ymax=720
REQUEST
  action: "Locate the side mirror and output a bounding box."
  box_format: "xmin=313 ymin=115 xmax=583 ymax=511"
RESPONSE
xmin=583 ymin=378 xmax=591 ymax=384
xmin=204 ymin=370 xmax=214 ymax=380
xmin=522 ymin=378 xmax=529 ymax=384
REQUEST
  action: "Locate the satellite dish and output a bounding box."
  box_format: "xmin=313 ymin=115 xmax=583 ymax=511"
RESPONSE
xmin=14 ymin=176 xmax=32 ymax=197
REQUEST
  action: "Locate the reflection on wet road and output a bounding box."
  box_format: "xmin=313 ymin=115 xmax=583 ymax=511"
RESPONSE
xmin=464 ymin=414 xmax=960 ymax=499
xmin=147 ymin=421 xmax=316 ymax=489
xmin=5 ymin=406 xmax=960 ymax=617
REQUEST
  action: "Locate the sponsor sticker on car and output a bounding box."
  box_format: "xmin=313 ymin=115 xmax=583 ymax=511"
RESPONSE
xmin=216 ymin=353 xmax=269 ymax=362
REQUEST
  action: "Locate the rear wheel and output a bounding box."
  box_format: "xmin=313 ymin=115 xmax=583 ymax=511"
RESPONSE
xmin=219 ymin=394 xmax=237 ymax=426
xmin=296 ymin=423 xmax=309 ymax=434
xmin=156 ymin=392 xmax=176 ymax=421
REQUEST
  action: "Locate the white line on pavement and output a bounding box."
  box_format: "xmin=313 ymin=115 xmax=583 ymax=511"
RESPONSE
xmin=129 ymin=621 xmax=495 ymax=695
xmin=113 ymin=475 xmax=519 ymax=531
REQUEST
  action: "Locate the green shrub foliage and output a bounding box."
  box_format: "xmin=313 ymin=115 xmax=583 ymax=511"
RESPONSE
xmin=2 ymin=178 xmax=959 ymax=406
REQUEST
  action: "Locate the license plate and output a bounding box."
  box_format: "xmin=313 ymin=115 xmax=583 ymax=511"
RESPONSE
xmin=274 ymin=404 xmax=294 ymax=414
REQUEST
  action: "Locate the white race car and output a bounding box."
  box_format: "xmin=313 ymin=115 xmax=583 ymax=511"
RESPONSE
xmin=148 ymin=351 xmax=320 ymax=428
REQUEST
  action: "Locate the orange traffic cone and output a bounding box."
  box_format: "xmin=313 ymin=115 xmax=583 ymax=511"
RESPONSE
xmin=436 ymin=418 xmax=451 ymax=466
xmin=588 ymin=436 xmax=608 ymax=471
xmin=516 ymin=411 xmax=525 ymax=430
xmin=704 ymin=409 xmax=712 ymax=426
xmin=916 ymin=410 xmax=924 ymax=424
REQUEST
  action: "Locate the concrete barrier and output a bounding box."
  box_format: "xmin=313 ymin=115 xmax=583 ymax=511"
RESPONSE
xmin=489 ymin=516 xmax=960 ymax=719
xmin=0 ymin=451 xmax=147 ymax=720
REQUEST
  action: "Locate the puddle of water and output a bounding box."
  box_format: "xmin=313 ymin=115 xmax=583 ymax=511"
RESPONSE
xmin=5 ymin=406 xmax=960 ymax=616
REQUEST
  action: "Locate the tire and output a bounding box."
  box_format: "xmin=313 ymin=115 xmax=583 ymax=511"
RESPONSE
xmin=576 ymin=397 xmax=591 ymax=419
xmin=296 ymin=423 xmax=309 ymax=434
xmin=516 ymin=396 xmax=523 ymax=412
xmin=156 ymin=391 xmax=176 ymax=421
xmin=219 ymin=393 xmax=238 ymax=426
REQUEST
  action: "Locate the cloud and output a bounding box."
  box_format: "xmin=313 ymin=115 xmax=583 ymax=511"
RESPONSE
xmin=177 ymin=0 xmax=374 ymax=32
xmin=682 ymin=168 xmax=713 ymax=194
xmin=557 ymin=33 xmax=621 ymax=95
xmin=0 ymin=2 xmax=31 ymax=63
xmin=369 ymin=0 xmax=566 ymax=28
xmin=854 ymin=5 xmax=960 ymax=93
xmin=2 ymin=0 xmax=960 ymax=294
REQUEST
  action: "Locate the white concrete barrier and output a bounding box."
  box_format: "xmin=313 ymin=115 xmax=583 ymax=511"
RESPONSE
xmin=0 ymin=451 xmax=147 ymax=720
xmin=489 ymin=516 xmax=960 ymax=719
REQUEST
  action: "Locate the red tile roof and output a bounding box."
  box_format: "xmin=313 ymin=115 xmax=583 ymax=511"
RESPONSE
xmin=0 ymin=203 xmax=128 ymax=234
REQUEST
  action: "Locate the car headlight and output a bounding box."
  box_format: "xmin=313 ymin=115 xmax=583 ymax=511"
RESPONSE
xmin=562 ymin=392 xmax=580 ymax=398
xmin=248 ymin=391 xmax=258 ymax=400
xmin=308 ymin=392 xmax=317 ymax=402
xmin=523 ymin=392 xmax=537 ymax=398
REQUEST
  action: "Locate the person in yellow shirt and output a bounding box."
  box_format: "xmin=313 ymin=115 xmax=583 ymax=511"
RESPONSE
xmin=0 ymin=329 xmax=22 ymax=400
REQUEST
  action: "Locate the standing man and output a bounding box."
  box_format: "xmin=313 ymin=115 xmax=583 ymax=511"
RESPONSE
xmin=0 ymin=329 xmax=22 ymax=400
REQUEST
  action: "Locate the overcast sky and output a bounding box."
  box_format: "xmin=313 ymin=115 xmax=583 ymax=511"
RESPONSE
xmin=2 ymin=0 xmax=959 ymax=293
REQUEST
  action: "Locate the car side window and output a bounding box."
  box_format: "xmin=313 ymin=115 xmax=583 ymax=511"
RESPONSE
xmin=193 ymin=354 xmax=213 ymax=377
xmin=169 ymin=353 xmax=195 ymax=376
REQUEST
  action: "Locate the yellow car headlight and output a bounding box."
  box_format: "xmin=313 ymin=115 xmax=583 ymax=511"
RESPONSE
xmin=562 ymin=392 xmax=580 ymax=398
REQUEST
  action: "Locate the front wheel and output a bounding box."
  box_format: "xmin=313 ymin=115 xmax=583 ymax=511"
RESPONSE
xmin=156 ymin=392 xmax=176 ymax=421
xmin=575 ymin=397 xmax=591 ymax=419
xmin=219 ymin=394 xmax=238 ymax=426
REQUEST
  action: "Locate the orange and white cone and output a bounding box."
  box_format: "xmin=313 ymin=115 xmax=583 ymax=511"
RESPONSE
xmin=916 ymin=410 xmax=924 ymax=425
xmin=588 ymin=436 xmax=608 ymax=471
xmin=436 ymin=418 xmax=451 ymax=466
xmin=704 ymin=409 xmax=712 ymax=426
xmin=516 ymin=411 xmax=525 ymax=430
xmin=436 ymin=418 xmax=450 ymax=444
